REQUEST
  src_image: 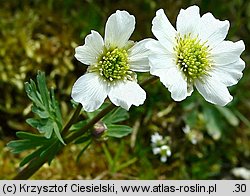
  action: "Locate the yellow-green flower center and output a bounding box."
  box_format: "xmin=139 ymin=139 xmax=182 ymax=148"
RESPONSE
xmin=174 ymin=34 xmax=211 ymax=82
xmin=89 ymin=48 xmax=134 ymax=82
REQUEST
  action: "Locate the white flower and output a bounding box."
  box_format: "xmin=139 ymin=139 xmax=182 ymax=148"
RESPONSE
xmin=161 ymin=145 xmax=171 ymax=156
xmin=152 ymin=147 xmax=161 ymax=155
xmin=147 ymin=5 xmax=245 ymax=106
xmin=182 ymin=125 xmax=191 ymax=134
xmin=159 ymin=146 xmax=171 ymax=163
xmin=160 ymin=155 xmax=167 ymax=163
xmin=231 ymin=167 xmax=250 ymax=180
xmin=151 ymin=132 xmax=172 ymax=162
xmin=72 ymin=10 xmax=152 ymax=112
xmin=151 ymin=132 xmax=163 ymax=144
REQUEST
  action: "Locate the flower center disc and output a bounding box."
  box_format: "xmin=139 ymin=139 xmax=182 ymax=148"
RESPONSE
xmin=98 ymin=48 xmax=130 ymax=81
xmin=174 ymin=34 xmax=211 ymax=82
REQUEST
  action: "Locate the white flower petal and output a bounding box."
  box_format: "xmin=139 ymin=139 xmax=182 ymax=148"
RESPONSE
xmin=232 ymin=167 xmax=250 ymax=180
xmin=187 ymin=83 xmax=194 ymax=96
xmin=146 ymin=39 xmax=173 ymax=55
xmin=108 ymin=81 xmax=146 ymax=110
xmin=167 ymin=149 xmax=171 ymax=157
xmin=153 ymin=147 xmax=161 ymax=155
xmin=147 ymin=40 xmax=176 ymax=74
xmin=104 ymin=10 xmax=135 ymax=49
xmin=71 ymin=73 xmax=109 ymax=112
xmin=160 ymin=156 xmax=167 ymax=162
xmin=198 ymin=13 xmax=229 ymax=47
xmin=212 ymin=40 xmax=245 ymax=65
xmin=152 ymin=67 xmax=188 ymax=101
xmin=128 ymin=38 xmax=154 ymax=72
xmin=211 ymin=59 xmax=245 ymax=86
xmin=149 ymin=53 xmax=175 ymax=73
xmin=75 ymin=30 xmax=104 ymax=65
xmin=151 ymin=133 xmax=163 ymax=143
xmin=167 ymin=68 xmax=188 ymax=101
xmin=183 ymin=125 xmax=191 ymax=134
xmin=195 ymin=75 xmax=233 ymax=106
xmin=152 ymin=9 xmax=176 ymax=52
xmin=176 ymin=5 xmax=200 ymax=36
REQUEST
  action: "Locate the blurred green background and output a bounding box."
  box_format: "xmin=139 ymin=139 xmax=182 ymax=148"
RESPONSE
xmin=0 ymin=0 xmax=250 ymax=179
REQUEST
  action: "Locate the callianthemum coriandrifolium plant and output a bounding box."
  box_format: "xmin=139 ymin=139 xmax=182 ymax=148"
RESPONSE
xmin=7 ymin=71 xmax=133 ymax=173
xmin=7 ymin=5 xmax=246 ymax=179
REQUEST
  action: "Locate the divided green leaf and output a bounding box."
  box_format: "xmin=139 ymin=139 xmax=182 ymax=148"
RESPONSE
xmin=24 ymin=71 xmax=64 ymax=144
xmin=7 ymin=71 xmax=65 ymax=166
xmin=7 ymin=132 xmax=62 ymax=166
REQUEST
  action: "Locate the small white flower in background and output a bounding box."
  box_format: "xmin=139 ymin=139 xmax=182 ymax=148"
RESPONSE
xmin=151 ymin=132 xmax=171 ymax=162
xmin=182 ymin=124 xmax=203 ymax=144
xmin=151 ymin=132 xmax=163 ymax=144
xmin=182 ymin=125 xmax=197 ymax=144
xmin=231 ymin=167 xmax=250 ymax=180
xmin=152 ymin=147 xmax=161 ymax=155
xmin=182 ymin=124 xmax=191 ymax=134
xmin=72 ymin=10 xmax=152 ymax=112
xmin=147 ymin=5 xmax=245 ymax=106
xmin=160 ymin=145 xmax=172 ymax=162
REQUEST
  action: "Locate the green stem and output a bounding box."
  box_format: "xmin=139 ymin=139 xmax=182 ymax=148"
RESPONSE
xmin=13 ymin=141 xmax=59 ymax=180
xmin=62 ymin=103 xmax=82 ymax=136
xmin=65 ymin=104 xmax=115 ymax=144
xmin=13 ymin=157 xmax=47 ymax=180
